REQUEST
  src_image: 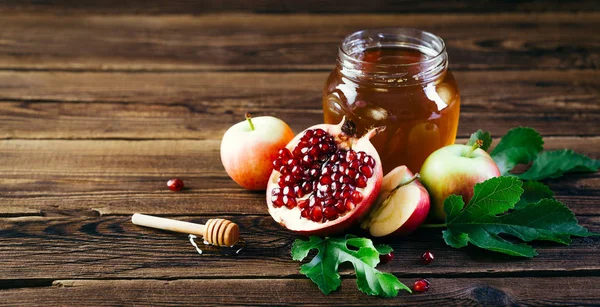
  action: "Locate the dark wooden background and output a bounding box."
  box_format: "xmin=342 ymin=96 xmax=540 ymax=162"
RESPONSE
xmin=0 ymin=1 xmax=599 ymax=305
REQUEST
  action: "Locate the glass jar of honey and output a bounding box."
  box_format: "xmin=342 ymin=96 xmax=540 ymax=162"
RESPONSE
xmin=323 ymin=28 xmax=460 ymax=174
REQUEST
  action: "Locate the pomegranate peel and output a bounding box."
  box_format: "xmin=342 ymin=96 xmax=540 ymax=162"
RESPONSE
xmin=266 ymin=117 xmax=385 ymax=236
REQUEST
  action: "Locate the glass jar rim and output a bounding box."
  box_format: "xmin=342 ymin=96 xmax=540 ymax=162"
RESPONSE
xmin=337 ymin=27 xmax=448 ymax=85
xmin=339 ymin=27 xmax=446 ymax=68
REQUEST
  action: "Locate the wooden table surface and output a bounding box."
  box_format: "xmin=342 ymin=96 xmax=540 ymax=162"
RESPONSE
xmin=1 ymin=2 xmax=599 ymax=306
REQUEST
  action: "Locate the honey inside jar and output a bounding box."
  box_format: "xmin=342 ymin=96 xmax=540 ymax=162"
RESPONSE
xmin=323 ymin=28 xmax=460 ymax=174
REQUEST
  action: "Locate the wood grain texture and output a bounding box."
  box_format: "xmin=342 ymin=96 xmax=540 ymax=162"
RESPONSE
xmin=2 ymin=0 xmax=599 ymax=14
xmin=0 ymin=214 xmax=598 ymax=280
xmin=0 ymin=70 xmax=598 ymax=140
xmin=3 ymin=277 xmax=600 ymax=306
xmin=0 ymin=13 xmax=598 ymax=71
xmin=0 ymin=137 xmax=598 ymax=216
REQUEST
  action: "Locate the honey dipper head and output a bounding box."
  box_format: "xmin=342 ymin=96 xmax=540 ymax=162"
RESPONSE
xmin=204 ymin=219 xmax=240 ymax=247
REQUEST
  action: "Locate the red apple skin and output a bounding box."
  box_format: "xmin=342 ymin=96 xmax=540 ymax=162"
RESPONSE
xmin=419 ymin=144 xmax=501 ymax=221
xmin=393 ymin=182 xmax=430 ymax=236
xmin=361 ymin=166 xmax=430 ymax=237
xmin=220 ymin=116 xmax=294 ymax=191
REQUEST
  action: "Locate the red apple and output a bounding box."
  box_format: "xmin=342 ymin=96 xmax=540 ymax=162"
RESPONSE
xmin=360 ymin=166 xmax=430 ymax=237
xmin=220 ymin=114 xmax=294 ymax=190
xmin=419 ymin=143 xmax=501 ymax=221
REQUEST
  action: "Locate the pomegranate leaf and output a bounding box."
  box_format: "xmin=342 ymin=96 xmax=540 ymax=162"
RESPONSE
xmin=443 ymin=176 xmax=592 ymax=257
xmin=467 ymin=129 xmax=492 ymax=151
xmin=291 ymin=234 xmax=411 ymax=297
xmin=516 ymin=149 xmax=600 ymax=181
xmin=490 ymin=127 xmax=544 ymax=175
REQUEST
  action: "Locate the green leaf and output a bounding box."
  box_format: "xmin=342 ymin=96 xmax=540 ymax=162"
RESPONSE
xmin=515 ymin=181 xmax=554 ymax=209
xmin=517 ymin=149 xmax=600 ymax=181
xmin=291 ymin=235 xmax=411 ymax=297
xmin=443 ymin=176 xmax=592 ymax=258
xmin=467 ymin=129 xmax=492 ymax=151
xmin=491 ymin=127 xmax=544 ymax=175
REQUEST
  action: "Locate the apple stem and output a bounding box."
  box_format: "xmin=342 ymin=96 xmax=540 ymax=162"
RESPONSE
xmin=389 ymin=173 xmax=420 ymax=194
xmin=245 ymin=113 xmax=255 ymax=131
xmin=420 ymin=223 xmax=447 ymax=228
xmin=465 ymin=140 xmax=483 ymax=158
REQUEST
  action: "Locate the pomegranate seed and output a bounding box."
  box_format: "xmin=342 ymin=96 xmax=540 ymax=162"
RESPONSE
xmin=360 ymin=165 xmax=374 ymax=178
xmin=356 ymin=175 xmax=367 ymax=188
xmin=351 ymin=191 xmax=363 ymax=203
xmin=356 ymin=151 xmax=367 ymax=161
xmin=345 ymin=168 xmax=358 ymax=179
xmin=272 ymin=159 xmax=283 ymax=169
xmin=284 ymin=197 xmax=297 ymax=209
xmin=291 ymin=165 xmax=302 ymax=176
xmin=167 ymin=178 xmax=184 ymax=191
xmin=319 ymin=143 xmax=330 ymax=152
xmin=421 ymin=251 xmax=435 ymax=265
xmin=309 ymin=137 xmax=320 ymax=145
xmin=333 ymin=190 xmax=342 ymax=199
xmin=304 ymin=129 xmax=314 ymax=138
xmin=363 ymin=156 xmax=375 ymax=167
xmin=323 ymin=207 xmax=338 ymax=220
xmin=346 ymin=150 xmax=357 ymax=162
xmin=301 ymin=155 xmax=313 ymax=165
xmin=309 ymin=169 xmax=319 ymax=177
xmin=340 ymin=176 xmax=352 ymax=184
xmin=278 ymin=148 xmax=292 ymax=159
xmin=334 ymin=201 xmax=346 ymax=214
xmin=271 ymin=188 xmax=281 ymax=196
xmin=349 ymin=160 xmax=360 ymax=170
xmin=323 ymin=198 xmax=336 ymax=206
xmin=302 ymin=182 xmax=313 ymax=193
xmin=413 ymin=279 xmax=430 ymax=292
xmin=295 ymin=186 xmax=305 ymax=198
xmin=273 ymin=195 xmax=284 ymax=208
xmin=282 ymin=186 xmax=295 ymax=197
xmin=283 ymin=174 xmax=297 ymax=185
xmin=342 ymin=190 xmax=352 ymax=199
xmin=330 ymin=181 xmax=340 ymax=192
xmin=330 ymin=154 xmax=339 ymax=163
xmin=320 ymin=176 xmax=333 ymax=185
xmin=315 ymin=129 xmax=326 ymax=137
xmin=279 ymin=165 xmax=290 ymax=175
xmin=321 ymin=166 xmax=333 ymax=176
xmin=345 ymin=199 xmax=355 ymax=210
xmin=310 ymin=207 xmax=323 ymax=222
xmin=309 ymin=196 xmax=317 ymax=207
xmin=301 ymin=208 xmax=310 ymax=218
xmin=379 ymin=252 xmax=394 ymax=264
xmin=298 ymin=199 xmax=309 ymax=209
xmin=331 ymin=172 xmax=342 ymax=182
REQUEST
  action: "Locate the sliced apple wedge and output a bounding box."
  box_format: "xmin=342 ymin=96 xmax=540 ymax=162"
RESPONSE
xmin=361 ymin=166 xmax=430 ymax=237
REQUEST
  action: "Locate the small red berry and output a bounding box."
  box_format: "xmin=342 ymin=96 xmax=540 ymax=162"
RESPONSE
xmin=421 ymin=251 xmax=434 ymax=264
xmin=167 ymin=178 xmax=184 ymax=191
xmin=379 ymin=252 xmax=394 ymax=264
xmin=413 ymin=279 xmax=430 ymax=292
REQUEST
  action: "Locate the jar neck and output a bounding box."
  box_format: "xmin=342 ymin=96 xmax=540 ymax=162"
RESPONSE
xmin=336 ymin=28 xmax=448 ymax=86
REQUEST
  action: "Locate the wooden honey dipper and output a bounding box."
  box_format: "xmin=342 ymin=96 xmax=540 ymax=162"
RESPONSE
xmin=132 ymin=213 xmax=240 ymax=247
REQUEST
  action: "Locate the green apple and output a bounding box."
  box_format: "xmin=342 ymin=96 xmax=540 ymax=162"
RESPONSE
xmin=419 ymin=143 xmax=501 ymax=221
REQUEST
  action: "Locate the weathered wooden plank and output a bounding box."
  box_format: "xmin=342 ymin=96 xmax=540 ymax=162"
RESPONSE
xmin=0 ymin=215 xmax=598 ymax=280
xmin=2 ymin=277 xmax=600 ymax=306
xmin=0 ymin=137 xmax=598 ymax=216
xmin=0 ymin=13 xmax=598 ymax=71
xmin=2 ymin=0 xmax=598 ymax=14
xmin=0 ymin=70 xmax=598 ymax=139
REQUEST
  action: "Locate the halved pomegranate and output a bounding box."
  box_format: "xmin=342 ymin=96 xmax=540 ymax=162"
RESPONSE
xmin=266 ymin=118 xmax=384 ymax=236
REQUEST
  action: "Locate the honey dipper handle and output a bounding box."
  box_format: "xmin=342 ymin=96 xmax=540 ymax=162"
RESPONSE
xmin=132 ymin=213 xmax=206 ymax=237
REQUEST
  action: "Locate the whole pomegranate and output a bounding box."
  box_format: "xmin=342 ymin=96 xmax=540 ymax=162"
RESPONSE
xmin=266 ymin=118 xmax=384 ymax=235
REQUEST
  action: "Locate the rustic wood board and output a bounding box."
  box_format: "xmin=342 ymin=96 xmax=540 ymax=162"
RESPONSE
xmin=0 ymin=13 xmax=598 ymax=71
xmin=0 ymin=5 xmax=599 ymax=305
xmin=2 ymin=277 xmax=600 ymax=306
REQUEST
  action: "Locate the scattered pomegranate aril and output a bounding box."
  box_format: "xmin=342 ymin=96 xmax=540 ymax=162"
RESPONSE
xmin=266 ymin=118 xmax=384 ymax=235
xmin=167 ymin=178 xmax=184 ymax=191
xmin=421 ymin=251 xmax=435 ymax=264
xmin=413 ymin=279 xmax=430 ymax=292
xmin=379 ymin=252 xmax=394 ymax=264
